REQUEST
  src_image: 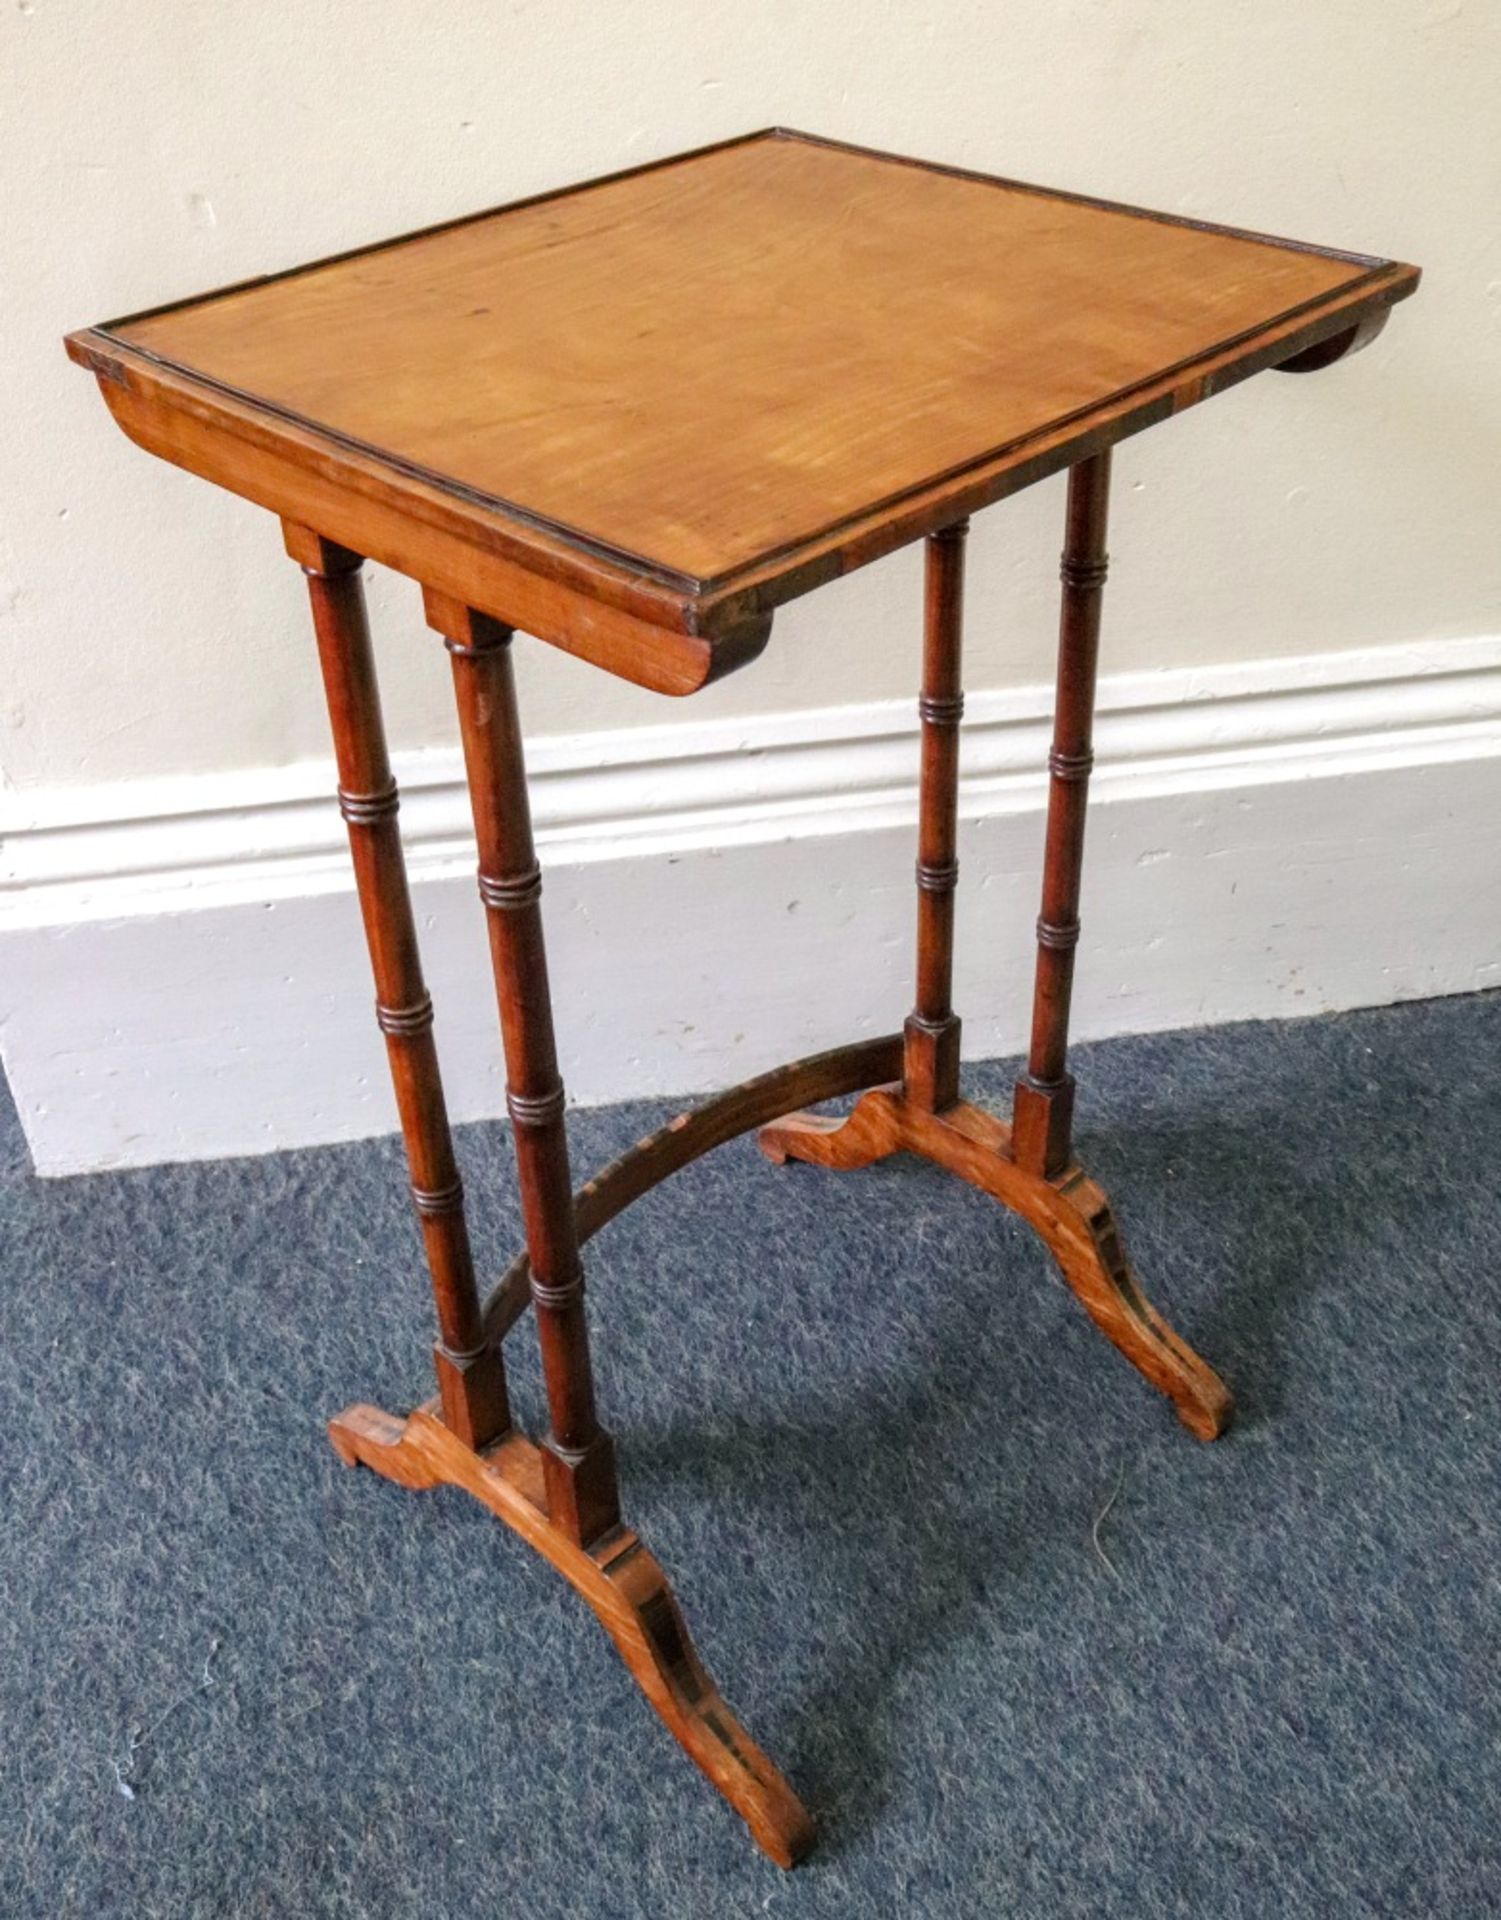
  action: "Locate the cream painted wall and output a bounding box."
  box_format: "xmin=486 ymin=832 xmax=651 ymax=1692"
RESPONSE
xmin=1 ymin=0 xmax=1497 ymax=796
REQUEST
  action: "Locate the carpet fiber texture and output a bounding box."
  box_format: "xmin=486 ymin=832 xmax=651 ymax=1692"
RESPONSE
xmin=1 ymin=995 xmax=1498 ymax=1918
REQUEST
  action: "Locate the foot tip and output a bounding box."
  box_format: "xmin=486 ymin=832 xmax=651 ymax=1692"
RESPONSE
xmin=327 ymin=1404 xmax=368 ymax=1466
xmin=327 ymin=1401 xmax=407 ymax=1466
xmin=752 ymin=1802 xmax=817 ymax=1870
xmin=1178 ymin=1385 xmax=1235 ymax=1441
xmin=756 ymin=1127 xmax=792 ymax=1166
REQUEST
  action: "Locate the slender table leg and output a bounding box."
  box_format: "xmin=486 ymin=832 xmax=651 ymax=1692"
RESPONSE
xmin=285 ymin=523 xmax=510 ymax=1449
xmin=904 ymin=520 xmax=968 ymax=1113
xmin=312 ymin=571 xmax=818 ymax=1865
xmin=758 ymin=469 xmax=1232 ymax=1438
xmin=1012 ymin=450 xmax=1110 ymax=1178
xmin=762 ymin=523 xmax=969 ymax=1167
xmin=298 ymin=506 xmax=1227 ymax=1869
xmin=425 ymin=591 xmax=620 ymax=1549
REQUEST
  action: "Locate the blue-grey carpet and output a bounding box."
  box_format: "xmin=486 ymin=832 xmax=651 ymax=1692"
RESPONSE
xmin=2 ymin=995 xmax=1498 ymax=1919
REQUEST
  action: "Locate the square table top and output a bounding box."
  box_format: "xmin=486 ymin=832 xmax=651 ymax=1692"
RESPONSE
xmin=69 ymin=130 xmax=1418 ymax=693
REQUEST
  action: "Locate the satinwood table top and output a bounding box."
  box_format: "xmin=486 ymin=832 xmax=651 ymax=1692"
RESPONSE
xmin=67 ymin=130 xmax=1419 ymax=692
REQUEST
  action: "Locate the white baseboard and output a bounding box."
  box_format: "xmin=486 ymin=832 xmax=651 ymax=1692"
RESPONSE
xmin=4 ymin=634 xmax=1500 ymax=1175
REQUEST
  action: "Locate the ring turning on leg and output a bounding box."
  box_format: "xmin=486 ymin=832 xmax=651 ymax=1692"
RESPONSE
xmin=903 ymin=519 xmax=968 ymax=1113
xmin=428 ymin=588 xmax=620 ymax=1551
xmin=289 ymin=523 xmax=509 ymax=1450
xmin=1012 ymin=451 xmax=1111 ymax=1179
xmin=760 ymin=470 xmax=1232 ymax=1439
xmin=319 ymin=580 xmax=826 ymax=1869
xmin=315 ymin=481 xmax=1229 ymax=1877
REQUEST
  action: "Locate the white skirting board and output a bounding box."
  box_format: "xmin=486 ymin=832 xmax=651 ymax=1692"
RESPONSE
xmin=3 ymin=634 xmax=1500 ymax=1176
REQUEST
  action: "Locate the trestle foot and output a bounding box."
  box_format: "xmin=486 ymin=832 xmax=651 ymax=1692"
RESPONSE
xmin=327 ymin=1403 xmax=815 ymax=1868
xmin=758 ymin=1090 xmax=1232 ymax=1440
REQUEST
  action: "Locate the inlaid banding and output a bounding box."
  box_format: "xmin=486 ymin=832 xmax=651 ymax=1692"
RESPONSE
xmin=435 ymin=1335 xmax=495 ymax=1369
xmin=376 ymin=994 xmax=434 ymax=1038
xmin=530 ymin=1271 xmax=585 ymax=1312
xmin=919 ymin=692 xmax=965 ymax=728
xmin=1036 ymin=916 xmax=1081 ymax=951
xmin=411 ymin=1177 xmax=465 ymax=1217
xmin=478 ymin=865 xmax=543 ymax=911
xmin=507 ymin=1084 xmax=567 ymax=1128
xmin=338 ymin=783 xmax=400 ymax=824
xmin=1060 ymin=556 xmax=1110 ymax=590
xmin=917 ymin=858 xmax=960 ymax=894
xmin=1048 ymin=748 xmax=1095 ymax=783
xmin=445 ymin=625 xmax=515 ymax=659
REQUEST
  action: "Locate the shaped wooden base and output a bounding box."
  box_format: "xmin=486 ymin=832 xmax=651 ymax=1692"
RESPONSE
xmin=329 ymin=1038 xmax=907 ymax=1869
xmin=759 ymin=1086 xmax=1233 ymax=1441
xmin=326 ymin=1040 xmax=1229 ymax=1870
xmin=329 ymin=1401 xmax=816 ymax=1868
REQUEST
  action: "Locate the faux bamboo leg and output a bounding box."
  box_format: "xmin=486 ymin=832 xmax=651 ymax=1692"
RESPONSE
xmin=761 ymin=524 xmax=968 ymax=1164
xmin=1013 ymin=451 xmax=1112 ymax=1178
xmin=758 ymin=458 xmax=1230 ymax=1435
xmin=904 ymin=520 xmax=968 ymax=1112
xmin=427 ymin=590 xmax=620 ymax=1548
xmin=323 ymin=583 xmax=816 ymax=1863
xmin=286 ymin=523 xmax=510 ymax=1449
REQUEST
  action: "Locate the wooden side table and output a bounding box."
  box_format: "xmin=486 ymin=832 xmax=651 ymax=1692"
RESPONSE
xmin=66 ymin=130 xmax=1418 ymax=1867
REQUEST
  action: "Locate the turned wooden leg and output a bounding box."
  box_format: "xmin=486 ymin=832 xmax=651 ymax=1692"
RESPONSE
xmin=761 ymin=523 xmax=969 ymax=1166
xmin=1012 ymin=450 xmax=1111 ymax=1178
xmin=757 ymin=466 xmax=1231 ymax=1436
xmin=428 ymin=589 xmax=621 ymax=1549
xmin=327 ymin=595 xmax=813 ymax=1861
xmin=287 ymin=523 xmax=510 ymax=1449
xmin=904 ymin=519 xmax=968 ymax=1113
